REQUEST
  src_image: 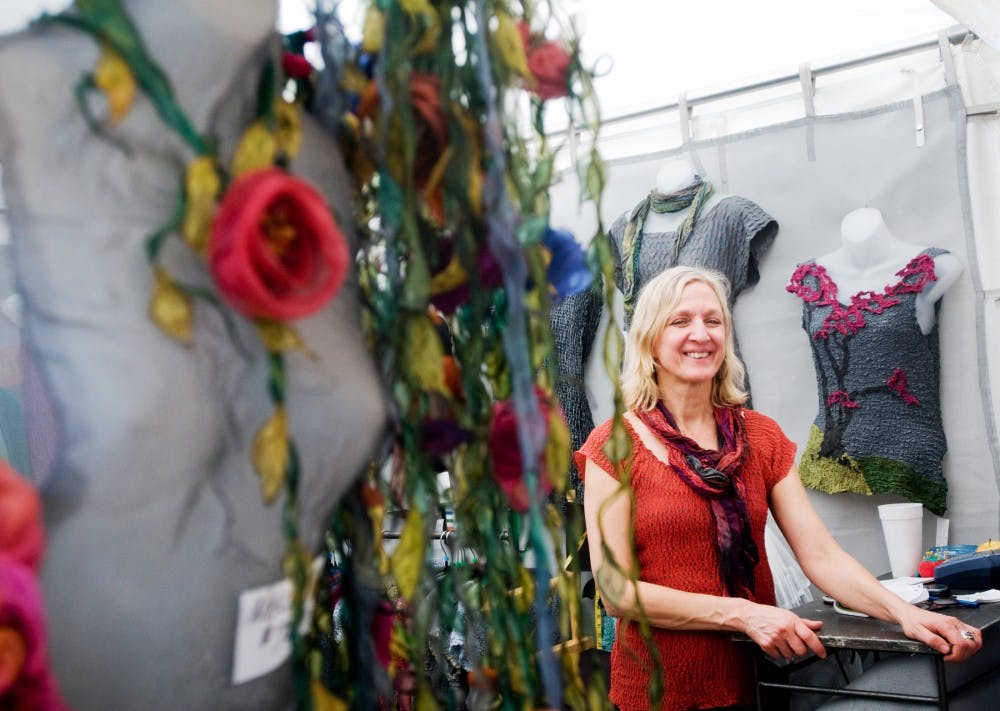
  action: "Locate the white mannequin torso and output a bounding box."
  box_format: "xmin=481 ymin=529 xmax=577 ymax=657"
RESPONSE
xmin=816 ymin=208 xmax=962 ymax=335
xmin=641 ymin=158 xmax=726 ymax=233
xmin=0 ymin=2 xmax=385 ymax=708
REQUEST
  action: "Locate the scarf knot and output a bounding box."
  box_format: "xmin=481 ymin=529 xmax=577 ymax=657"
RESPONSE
xmin=637 ymin=401 xmax=759 ymax=599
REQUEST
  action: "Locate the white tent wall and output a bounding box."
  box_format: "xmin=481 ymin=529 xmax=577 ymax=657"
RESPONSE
xmin=549 ymin=32 xmax=1000 ymax=575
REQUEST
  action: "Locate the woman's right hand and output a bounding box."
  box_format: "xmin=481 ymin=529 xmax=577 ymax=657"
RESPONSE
xmin=741 ymin=602 xmax=827 ymax=662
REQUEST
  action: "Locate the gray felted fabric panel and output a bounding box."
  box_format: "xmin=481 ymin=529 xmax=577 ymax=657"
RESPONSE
xmin=551 ymin=86 xmax=999 ymax=575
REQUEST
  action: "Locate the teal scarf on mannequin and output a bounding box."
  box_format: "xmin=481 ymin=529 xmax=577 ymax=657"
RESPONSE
xmin=620 ymin=176 xmax=714 ymax=322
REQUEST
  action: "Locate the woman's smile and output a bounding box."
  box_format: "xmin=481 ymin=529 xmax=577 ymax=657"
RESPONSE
xmin=653 ymin=280 xmax=727 ymax=388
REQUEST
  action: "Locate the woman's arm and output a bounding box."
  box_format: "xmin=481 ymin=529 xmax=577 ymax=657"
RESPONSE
xmin=583 ymin=457 xmax=826 ymax=661
xmin=770 ymin=464 xmax=981 ymax=661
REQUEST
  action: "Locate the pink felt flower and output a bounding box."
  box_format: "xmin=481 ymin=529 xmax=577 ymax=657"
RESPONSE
xmin=887 ymin=368 xmax=921 ymax=406
xmin=827 ymin=390 xmax=860 ymax=410
xmin=0 ymin=559 xmax=68 ymax=710
xmin=209 ymin=168 xmax=349 ymax=321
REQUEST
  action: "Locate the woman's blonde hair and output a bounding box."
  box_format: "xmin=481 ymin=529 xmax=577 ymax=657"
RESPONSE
xmin=621 ymin=266 xmax=748 ymax=411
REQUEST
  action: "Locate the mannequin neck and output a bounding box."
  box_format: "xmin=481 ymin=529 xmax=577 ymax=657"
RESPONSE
xmin=817 ymin=208 xmax=922 ymax=299
xmin=643 ymin=161 xmax=722 ymax=233
xmin=122 ymin=0 xmax=276 ymax=129
xmin=838 ymin=207 xmax=913 ymax=269
xmin=655 ymin=159 xmax=700 ymax=194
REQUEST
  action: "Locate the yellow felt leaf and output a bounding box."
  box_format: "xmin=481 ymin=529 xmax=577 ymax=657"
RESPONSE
xmin=274 ymin=100 xmax=302 ymax=159
xmin=311 ymin=680 xmax=348 ymax=711
xmin=389 ymin=507 xmax=425 ymax=603
xmin=399 ymin=0 xmax=433 ymax=14
xmin=467 ymin=168 xmax=483 ymax=217
xmin=524 ymin=288 xmax=544 ymax=313
xmin=340 ymin=65 xmax=369 ymax=97
xmin=414 ymin=685 xmax=441 ymax=711
xmin=412 ymin=11 xmax=441 ymax=55
xmin=256 ymin=319 xmax=307 ymax=354
xmin=422 ymin=146 xmax=453 ymax=203
xmin=252 ymin=406 xmax=289 ymax=504
xmin=370 ymin=504 xmax=392 ymax=575
xmin=93 ymin=44 xmax=136 ymax=124
xmin=503 ymin=174 xmax=522 ymax=212
xmin=428 ymin=254 xmax=469 ymax=295
xmin=509 ymin=655 xmax=527 ymax=695
xmin=452 ymin=110 xmax=484 ymax=216
xmin=148 ymin=266 xmax=193 ymax=344
xmin=341 ymin=110 xmax=362 ymax=139
xmin=232 ymin=122 xmax=277 ymax=177
xmin=492 ymin=13 xmax=531 ymax=79
xmin=403 ymin=316 xmax=449 ymax=395
xmin=389 ymin=624 xmax=409 ymax=662
xmin=514 ymin=566 xmax=535 ymax=614
xmin=282 ymin=540 xmax=314 ymax=606
xmin=545 ymin=408 xmax=571 ymax=495
xmin=361 ymin=6 xmax=386 ymax=53
xmin=181 ymin=157 xmax=221 ymax=253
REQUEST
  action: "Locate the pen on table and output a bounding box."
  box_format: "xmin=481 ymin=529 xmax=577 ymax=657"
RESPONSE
xmin=953 ymin=598 xmax=980 ymax=608
xmin=930 ymin=595 xmax=980 ymax=608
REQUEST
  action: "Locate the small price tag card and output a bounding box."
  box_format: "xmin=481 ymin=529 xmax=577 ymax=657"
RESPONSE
xmin=231 ymin=558 xmax=323 ymax=685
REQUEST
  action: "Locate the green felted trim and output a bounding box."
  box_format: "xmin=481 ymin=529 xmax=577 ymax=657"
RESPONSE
xmin=798 ymin=425 xmax=948 ymax=516
xmin=799 ymin=424 xmax=872 ymax=495
xmin=856 ymin=456 xmax=948 ymax=517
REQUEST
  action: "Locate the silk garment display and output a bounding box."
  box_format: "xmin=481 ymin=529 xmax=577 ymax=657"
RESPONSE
xmin=787 ymin=248 xmax=949 ymax=515
xmin=607 ymin=195 xmax=777 ymax=328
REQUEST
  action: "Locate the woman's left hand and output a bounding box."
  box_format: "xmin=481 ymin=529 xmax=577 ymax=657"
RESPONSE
xmin=896 ymin=606 xmax=982 ymax=662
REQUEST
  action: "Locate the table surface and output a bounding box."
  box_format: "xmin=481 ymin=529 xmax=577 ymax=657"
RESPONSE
xmin=782 ymin=598 xmax=1000 ymax=655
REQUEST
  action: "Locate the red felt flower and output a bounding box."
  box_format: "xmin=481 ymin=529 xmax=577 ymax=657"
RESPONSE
xmin=356 ymin=73 xmax=448 ymax=188
xmin=329 ymin=576 xmax=395 ymax=670
xmin=0 ymin=462 xmax=44 ymax=572
xmin=517 ymin=23 xmax=571 ymax=100
xmin=488 ymin=388 xmax=557 ymax=512
xmin=408 ymin=74 xmax=449 ymax=184
xmin=209 ymin=168 xmax=349 ymax=321
xmin=281 ymin=52 xmax=313 ymax=79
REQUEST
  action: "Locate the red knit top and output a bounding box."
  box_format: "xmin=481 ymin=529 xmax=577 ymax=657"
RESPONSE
xmin=575 ymin=409 xmax=796 ymax=711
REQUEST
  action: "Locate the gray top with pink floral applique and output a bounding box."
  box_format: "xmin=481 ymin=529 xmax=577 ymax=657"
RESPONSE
xmin=786 ymin=248 xmax=949 ymax=515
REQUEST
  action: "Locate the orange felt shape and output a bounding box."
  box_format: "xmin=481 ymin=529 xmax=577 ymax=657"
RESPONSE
xmin=0 ymin=462 xmax=44 ymax=572
xmin=0 ymin=627 xmax=26 ymax=694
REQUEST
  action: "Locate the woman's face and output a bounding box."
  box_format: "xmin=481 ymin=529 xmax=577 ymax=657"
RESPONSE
xmin=652 ymin=280 xmax=727 ymax=391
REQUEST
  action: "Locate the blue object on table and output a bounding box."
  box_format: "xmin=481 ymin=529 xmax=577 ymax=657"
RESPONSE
xmin=933 ymin=549 xmax=1000 ymax=590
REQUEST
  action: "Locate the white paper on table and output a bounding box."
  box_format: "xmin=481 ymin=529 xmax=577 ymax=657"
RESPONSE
xmin=955 ymin=588 xmax=1000 ymax=604
xmin=833 ymin=578 xmax=931 ymax=617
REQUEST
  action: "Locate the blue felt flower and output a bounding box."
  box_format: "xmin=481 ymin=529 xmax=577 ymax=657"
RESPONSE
xmin=541 ymin=227 xmax=592 ymax=298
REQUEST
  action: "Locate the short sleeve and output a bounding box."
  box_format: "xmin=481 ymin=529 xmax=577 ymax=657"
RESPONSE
xmin=743 ymin=410 xmax=796 ymax=492
xmin=740 ymin=199 xmax=779 ymax=287
xmin=605 ymin=212 xmax=629 ymax=295
xmin=573 ymin=418 xmax=617 ymax=483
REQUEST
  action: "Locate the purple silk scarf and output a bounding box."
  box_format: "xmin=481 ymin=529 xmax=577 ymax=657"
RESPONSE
xmin=637 ymin=402 xmax=759 ymax=599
